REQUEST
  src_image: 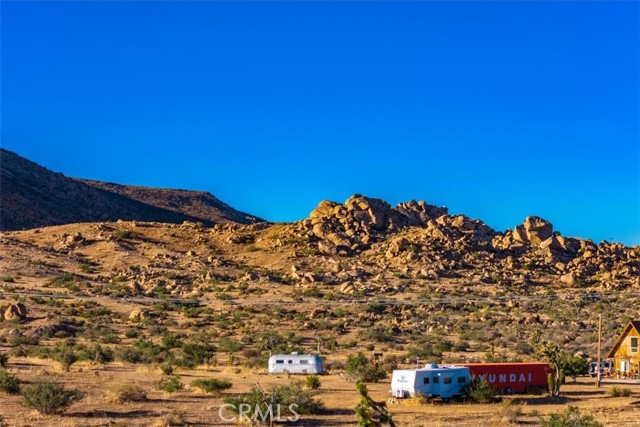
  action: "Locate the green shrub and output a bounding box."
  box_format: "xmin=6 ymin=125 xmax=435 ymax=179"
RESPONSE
xmin=21 ymin=379 xmax=84 ymax=414
xmin=54 ymin=347 xmax=78 ymax=371
xmin=540 ymin=406 xmax=603 ymax=427
xmin=464 ymin=378 xmax=497 ymax=403
xmin=114 ymin=230 xmax=138 ymax=240
xmin=190 ymin=378 xmax=232 ymax=394
xmin=157 ymin=376 xmax=183 ymax=393
xmin=0 ymin=353 xmax=8 ymax=367
xmin=179 ymin=341 xmax=214 ymax=368
xmin=608 ymin=386 xmax=632 ymax=397
xmin=113 ymin=385 xmax=147 ymax=403
xmin=305 ymin=374 xmax=321 ymax=390
xmin=0 ymin=368 xmax=20 ymax=394
xmin=345 ymin=352 xmax=386 ymax=383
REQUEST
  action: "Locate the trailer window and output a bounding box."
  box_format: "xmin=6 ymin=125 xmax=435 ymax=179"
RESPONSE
xmin=443 ymin=377 xmax=452 ymax=384
xmin=457 ymin=377 xmax=466 ymax=383
xmin=432 ymin=377 xmax=439 ymax=383
xmin=275 ymin=360 xmax=284 ymax=364
xmin=300 ymin=360 xmax=309 ymax=364
xmin=423 ymin=378 xmax=429 ymax=385
xmin=288 ymin=360 xmax=293 ymax=364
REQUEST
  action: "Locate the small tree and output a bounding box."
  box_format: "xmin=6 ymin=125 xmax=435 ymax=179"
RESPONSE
xmin=540 ymin=406 xmax=603 ymax=427
xmin=561 ymin=355 xmax=589 ymax=382
xmin=354 ymin=381 xmax=396 ymax=427
xmin=21 ymin=379 xmax=84 ymax=415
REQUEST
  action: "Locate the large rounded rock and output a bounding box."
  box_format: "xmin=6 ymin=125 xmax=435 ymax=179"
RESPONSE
xmin=128 ymin=309 xmax=148 ymax=322
xmin=523 ymin=216 xmax=553 ymax=246
xmin=4 ymin=303 xmax=28 ymax=321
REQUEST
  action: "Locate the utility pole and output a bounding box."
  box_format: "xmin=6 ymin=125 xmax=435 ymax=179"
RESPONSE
xmin=596 ymin=314 xmax=602 ymax=388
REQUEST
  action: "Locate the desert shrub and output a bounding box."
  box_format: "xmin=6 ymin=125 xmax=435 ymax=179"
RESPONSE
xmin=179 ymin=341 xmax=214 ymax=368
xmin=405 ymin=345 xmax=442 ymax=361
xmin=497 ymin=401 xmax=522 ymax=425
xmin=53 ymin=347 xmax=78 ymax=371
xmin=359 ymin=326 xmax=394 ymax=343
xmin=217 ymin=337 xmax=243 ymax=353
xmin=112 ymin=385 xmax=147 ymax=403
xmin=157 ymin=409 xmax=187 ymax=426
xmin=465 ymin=378 xmax=497 ymax=403
xmin=223 ymin=380 xmax=323 ymax=417
xmin=161 ymin=360 xmax=174 ymax=375
xmin=157 ymin=375 xmax=183 ymax=393
xmin=0 ymin=368 xmax=20 ymax=394
xmin=21 ymin=379 xmax=84 ymax=414
xmin=608 ymin=386 xmax=632 ymax=397
xmin=190 ymin=378 xmax=232 ymax=394
xmin=79 ymin=344 xmax=114 ymax=364
xmin=0 ymin=353 xmax=8 ymax=367
xmin=345 ymin=352 xmax=386 ymax=383
xmin=305 ymin=374 xmax=321 ymax=390
xmin=114 ymin=230 xmax=138 ymax=240
xmin=540 ymin=406 xmax=602 ymax=427
xmin=162 ymin=333 xmax=181 ymax=348
xmin=117 ymin=346 xmax=144 ymax=364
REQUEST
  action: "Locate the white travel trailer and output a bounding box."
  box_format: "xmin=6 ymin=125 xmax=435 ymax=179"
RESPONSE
xmin=268 ymin=353 xmax=324 ymax=374
xmin=391 ymin=364 xmax=470 ymax=399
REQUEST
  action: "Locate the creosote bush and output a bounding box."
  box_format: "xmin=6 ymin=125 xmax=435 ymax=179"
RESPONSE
xmin=0 ymin=368 xmax=20 ymax=394
xmin=190 ymin=378 xmax=232 ymax=395
xmin=540 ymin=406 xmax=602 ymax=427
xmin=223 ymin=380 xmax=324 ymax=417
xmin=157 ymin=375 xmax=183 ymax=393
xmin=21 ymin=379 xmax=84 ymax=415
xmin=112 ymin=385 xmax=148 ymax=403
xmin=464 ymin=378 xmax=497 ymax=403
xmin=607 ymin=386 xmax=632 ymax=397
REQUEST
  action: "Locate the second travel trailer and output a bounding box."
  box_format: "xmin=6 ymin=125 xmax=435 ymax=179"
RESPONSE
xmin=390 ymin=364 xmax=470 ymax=399
xmin=268 ymin=353 xmax=324 ymax=374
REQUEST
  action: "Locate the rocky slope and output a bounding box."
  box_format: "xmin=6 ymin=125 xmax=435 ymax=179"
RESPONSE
xmin=0 ymin=149 xmax=262 ymax=230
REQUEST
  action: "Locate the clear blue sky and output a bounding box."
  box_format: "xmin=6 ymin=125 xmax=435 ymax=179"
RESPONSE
xmin=2 ymin=1 xmax=639 ymax=245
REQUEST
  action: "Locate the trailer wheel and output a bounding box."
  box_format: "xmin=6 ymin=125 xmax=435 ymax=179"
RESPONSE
xmin=504 ymin=388 xmax=514 ymax=395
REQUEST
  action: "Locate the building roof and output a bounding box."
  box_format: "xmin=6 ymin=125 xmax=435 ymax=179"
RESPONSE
xmin=606 ymin=321 xmax=640 ymax=358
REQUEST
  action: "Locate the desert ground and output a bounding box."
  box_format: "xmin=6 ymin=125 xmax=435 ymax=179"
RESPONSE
xmin=1 ymin=358 xmax=639 ymax=427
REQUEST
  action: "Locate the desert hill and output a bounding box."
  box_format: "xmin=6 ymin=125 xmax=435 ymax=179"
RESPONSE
xmin=1 ymin=159 xmax=639 ymax=426
xmin=0 ymin=149 xmax=262 ymax=231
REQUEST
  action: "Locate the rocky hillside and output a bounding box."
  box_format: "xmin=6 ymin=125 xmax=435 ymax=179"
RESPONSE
xmin=0 ymin=149 xmax=262 ymax=230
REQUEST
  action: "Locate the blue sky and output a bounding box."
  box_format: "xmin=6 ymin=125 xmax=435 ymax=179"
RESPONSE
xmin=1 ymin=1 xmax=639 ymax=245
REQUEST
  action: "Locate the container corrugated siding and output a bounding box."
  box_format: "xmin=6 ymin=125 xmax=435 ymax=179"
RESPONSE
xmin=461 ymin=363 xmax=552 ymax=393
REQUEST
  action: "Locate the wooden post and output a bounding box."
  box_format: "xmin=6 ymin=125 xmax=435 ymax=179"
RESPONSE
xmin=596 ymin=314 xmax=602 ymax=388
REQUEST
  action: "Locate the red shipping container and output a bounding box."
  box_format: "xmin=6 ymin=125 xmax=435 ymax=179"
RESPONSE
xmin=461 ymin=363 xmax=553 ymax=394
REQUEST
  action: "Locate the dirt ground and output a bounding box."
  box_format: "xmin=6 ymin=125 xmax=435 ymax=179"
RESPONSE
xmin=1 ymin=358 xmax=639 ymax=427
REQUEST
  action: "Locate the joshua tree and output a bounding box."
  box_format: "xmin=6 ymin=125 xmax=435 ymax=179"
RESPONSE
xmin=354 ymin=381 xmax=396 ymax=427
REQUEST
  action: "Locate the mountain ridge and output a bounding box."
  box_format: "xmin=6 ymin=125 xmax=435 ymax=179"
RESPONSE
xmin=0 ymin=149 xmax=263 ymax=231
